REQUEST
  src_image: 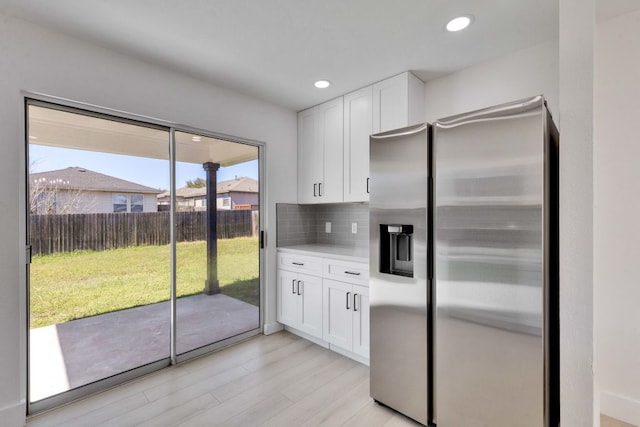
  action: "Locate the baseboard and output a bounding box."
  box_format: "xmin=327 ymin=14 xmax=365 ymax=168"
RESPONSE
xmin=0 ymin=400 xmax=26 ymax=427
xmin=601 ymin=390 xmax=640 ymax=426
xmin=263 ymin=322 xmax=284 ymax=335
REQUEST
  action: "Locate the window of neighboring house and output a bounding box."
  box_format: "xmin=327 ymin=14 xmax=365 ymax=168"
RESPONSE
xmin=131 ymin=194 xmax=144 ymax=212
xmin=112 ymin=194 xmax=127 ymax=213
xmin=221 ymin=193 xmax=230 ymax=207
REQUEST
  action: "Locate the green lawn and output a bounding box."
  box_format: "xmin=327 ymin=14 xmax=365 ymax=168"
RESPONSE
xmin=30 ymin=237 xmax=259 ymax=328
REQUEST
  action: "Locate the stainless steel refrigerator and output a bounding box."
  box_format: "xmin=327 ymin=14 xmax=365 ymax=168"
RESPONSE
xmin=369 ymin=95 xmax=559 ymax=427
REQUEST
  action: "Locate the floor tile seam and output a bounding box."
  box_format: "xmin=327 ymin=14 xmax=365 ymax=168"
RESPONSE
xmin=340 ymin=399 xmax=393 ymax=427
xmin=295 ymin=364 xmax=369 ymax=406
xmin=177 ymin=389 xmax=281 ymax=426
xmin=302 ymin=386 xmax=372 ymax=427
xmin=64 ymin=392 xmax=149 ymax=427
xmin=279 ymin=354 xmax=358 ymax=402
xmin=250 ymin=390 xmax=297 ymax=427
xmin=238 ymin=339 xmax=315 ymax=373
xmin=261 ymin=366 xmax=370 ymax=426
xmin=178 ymin=335 xmax=301 ymax=375
xmin=145 ymin=367 xmax=242 ymax=405
xmin=209 ymin=349 xmax=328 ymax=404
xmin=207 ymin=345 xmax=337 ymax=405
xmin=143 ymin=364 xmax=251 ymax=403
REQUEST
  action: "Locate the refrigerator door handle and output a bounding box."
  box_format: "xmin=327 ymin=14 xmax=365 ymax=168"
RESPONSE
xmin=370 ymin=123 xmax=428 ymax=140
xmin=436 ymin=95 xmax=544 ymax=128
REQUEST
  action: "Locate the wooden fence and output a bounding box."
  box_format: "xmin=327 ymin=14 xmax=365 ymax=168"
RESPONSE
xmin=30 ymin=210 xmax=258 ymax=256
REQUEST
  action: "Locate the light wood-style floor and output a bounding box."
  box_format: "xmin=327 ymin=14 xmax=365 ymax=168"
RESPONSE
xmin=26 ymin=331 xmax=421 ymax=427
xmin=26 ymin=330 xmax=637 ymax=427
xmin=602 ymin=415 xmax=639 ymax=427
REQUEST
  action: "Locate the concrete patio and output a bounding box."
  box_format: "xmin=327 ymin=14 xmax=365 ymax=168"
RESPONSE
xmin=29 ymin=293 xmax=259 ymax=402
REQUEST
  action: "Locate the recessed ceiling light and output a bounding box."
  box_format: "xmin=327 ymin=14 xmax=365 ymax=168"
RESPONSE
xmin=191 ymin=136 xmax=202 ymax=142
xmin=446 ymin=15 xmax=473 ymax=32
xmin=314 ymin=80 xmax=331 ymax=89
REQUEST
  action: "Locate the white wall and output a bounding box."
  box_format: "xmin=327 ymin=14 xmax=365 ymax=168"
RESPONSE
xmin=559 ymin=0 xmax=595 ymax=425
xmin=0 ymin=14 xmax=297 ymax=426
xmin=595 ymin=8 xmax=640 ymax=425
xmin=423 ymin=40 xmax=559 ymax=122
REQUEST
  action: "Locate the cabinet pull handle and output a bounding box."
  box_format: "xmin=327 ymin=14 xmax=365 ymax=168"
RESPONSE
xmin=313 ymin=183 xmax=317 ymax=197
xmin=346 ymin=291 xmax=351 ymax=310
xmin=367 ymin=177 xmax=370 ymax=194
xmin=292 ymin=262 xmax=304 ymax=266
xmin=297 ymin=280 xmax=303 ymax=295
xmin=344 ymin=271 xmax=361 ymax=276
xmin=353 ymin=293 xmax=358 ymax=312
xmin=292 ymin=279 xmax=296 ymax=294
xmin=318 ymin=182 xmax=323 ymax=197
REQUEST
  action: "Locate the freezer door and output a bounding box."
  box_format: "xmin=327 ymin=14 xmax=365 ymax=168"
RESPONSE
xmin=434 ymin=96 xmax=551 ymax=427
xmin=369 ymin=123 xmax=429 ymax=425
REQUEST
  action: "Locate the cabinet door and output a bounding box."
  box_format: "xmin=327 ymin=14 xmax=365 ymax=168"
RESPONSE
xmin=352 ymin=285 xmax=370 ymax=358
xmin=277 ymin=269 xmax=299 ymax=328
xmin=373 ymin=73 xmax=408 ymax=134
xmin=343 ymin=86 xmax=372 ymax=202
xmin=298 ymin=106 xmax=322 ymax=203
xmin=298 ymin=273 xmax=323 ymax=339
xmin=323 ymin=279 xmax=353 ymax=350
xmin=318 ymin=97 xmax=344 ymax=203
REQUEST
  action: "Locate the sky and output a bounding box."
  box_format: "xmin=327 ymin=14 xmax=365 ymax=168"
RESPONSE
xmin=29 ymin=144 xmax=259 ymax=190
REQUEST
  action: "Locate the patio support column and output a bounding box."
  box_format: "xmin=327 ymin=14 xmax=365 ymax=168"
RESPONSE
xmin=203 ymin=161 xmax=221 ymax=295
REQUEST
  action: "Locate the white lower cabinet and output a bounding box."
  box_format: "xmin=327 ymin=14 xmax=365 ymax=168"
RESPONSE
xmin=323 ymin=279 xmax=370 ymax=359
xmin=277 ymin=269 xmax=323 ymax=339
xmin=277 ymin=250 xmax=369 ymax=362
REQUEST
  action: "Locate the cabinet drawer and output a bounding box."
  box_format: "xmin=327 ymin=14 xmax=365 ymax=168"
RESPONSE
xmin=278 ymin=253 xmax=323 ymax=275
xmin=323 ymin=259 xmax=369 ymax=286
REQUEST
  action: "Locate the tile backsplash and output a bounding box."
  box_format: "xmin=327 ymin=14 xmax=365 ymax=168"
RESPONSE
xmin=277 ymin=203 xmax=369 ymax=249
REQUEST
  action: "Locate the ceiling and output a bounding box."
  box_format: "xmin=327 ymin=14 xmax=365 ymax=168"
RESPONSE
xmin=1 ymin=1 xmax=638 ymax=111
xmin=29 ymin=105 xmax=259 ymax=165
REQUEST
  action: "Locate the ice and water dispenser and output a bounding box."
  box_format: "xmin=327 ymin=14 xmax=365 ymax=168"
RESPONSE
xmin=379 ymin=224 xmax=414 ymax=277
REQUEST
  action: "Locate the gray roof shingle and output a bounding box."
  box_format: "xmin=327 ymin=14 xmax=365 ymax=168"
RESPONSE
xmin=30 ymin=167 xmax=162 ymax=194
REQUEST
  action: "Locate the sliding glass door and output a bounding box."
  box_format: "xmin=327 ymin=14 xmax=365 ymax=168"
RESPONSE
xmin=26 ymin=99 xmax=263 ymax=413
xmin=174 ymin=131 xmax=261 ymax=357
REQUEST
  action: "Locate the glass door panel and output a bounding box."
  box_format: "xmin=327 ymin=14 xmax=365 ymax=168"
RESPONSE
xmin=27 ymin=103 xmax=171 ymax=404
xmin=174 ymin=131 xmax=260 ymax=355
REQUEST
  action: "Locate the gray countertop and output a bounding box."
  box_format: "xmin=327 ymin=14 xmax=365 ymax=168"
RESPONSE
xmin=277 ymin=244 xmax=369 ymax=263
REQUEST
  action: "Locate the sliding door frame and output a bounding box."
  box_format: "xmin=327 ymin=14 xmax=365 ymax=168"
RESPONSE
xmin=23 ymin=92 xmax=266 ymax=414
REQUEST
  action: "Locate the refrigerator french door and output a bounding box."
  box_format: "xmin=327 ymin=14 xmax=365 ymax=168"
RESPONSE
xmin=433 ymin=95 xmax=559 ymax=426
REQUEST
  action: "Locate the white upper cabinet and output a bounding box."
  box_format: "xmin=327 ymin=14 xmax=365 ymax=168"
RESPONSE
xmin=319 ymin=97 xmax=344 ymax=203
xmin=298 ymin=71 xmax=424 ymax=204
xmin=298 ymin=97 xmax=344 ymax=204
xmin=372 ymin=72 xmax=425 ymax=134
xmin=297 ymin=106 xmax=321 ymax=204
xmin=343 ymin=86 xmax=373 ymax=202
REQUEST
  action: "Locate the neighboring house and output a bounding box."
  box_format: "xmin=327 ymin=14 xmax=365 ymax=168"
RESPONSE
xmin=216 ymin=176 xmax=259 ymax=210
xmin=30 ymin=167 xmax=162 ymax=214
xmin=157 ymin=177 xmax=258 ymax=211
